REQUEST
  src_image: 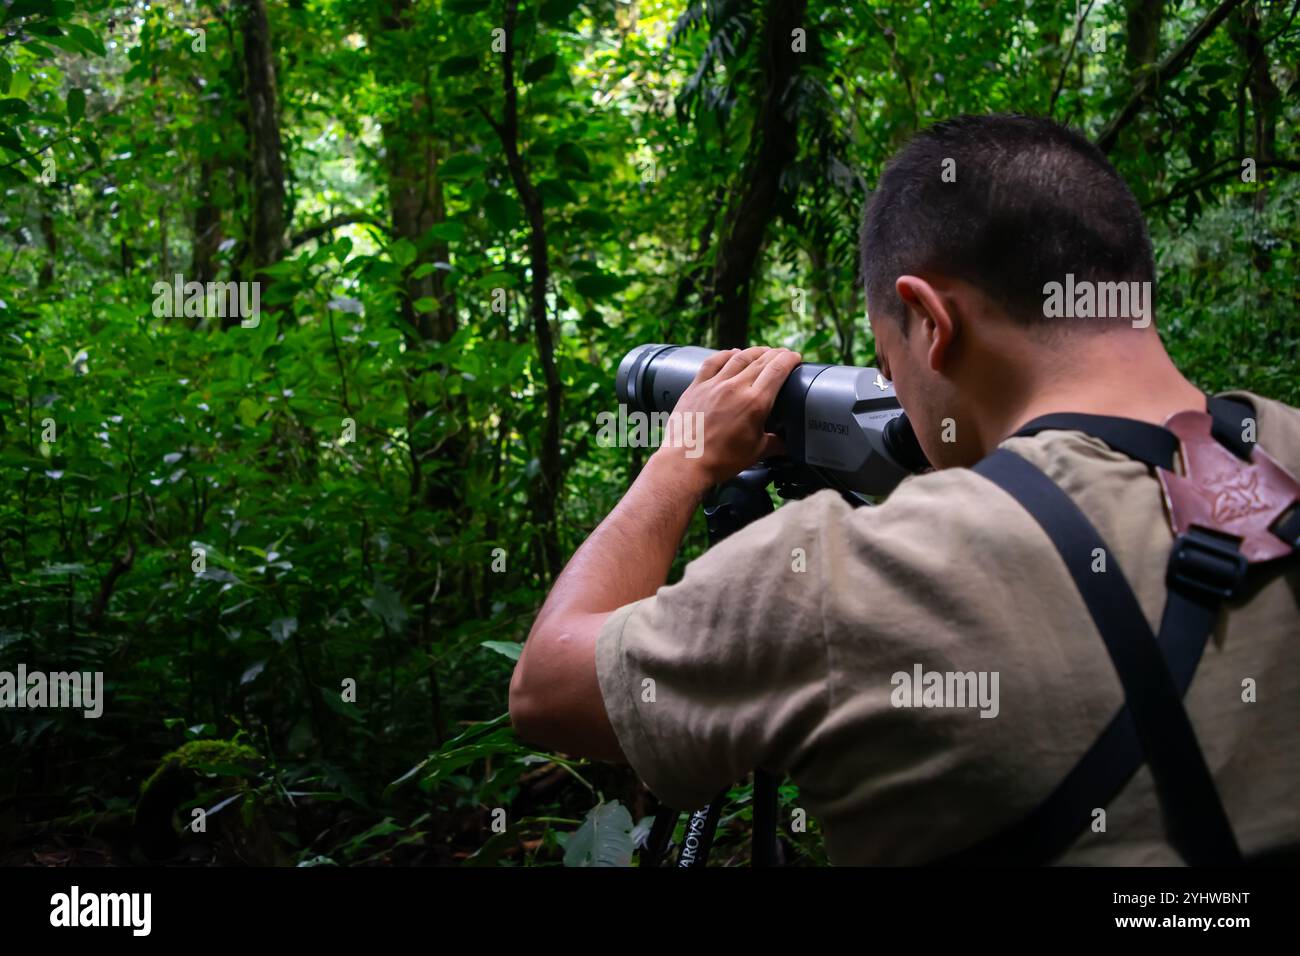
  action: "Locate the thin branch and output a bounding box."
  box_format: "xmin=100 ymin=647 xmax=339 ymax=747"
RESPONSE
xmin=0 ymin=132 xmax=75 ymax=171
xmin=1096 ymin=0 xmax=1248 ymax=153
xmin=1050 ymin=0 xmax=1098 ymax=116
xmin=474 ymin=101 xmax=504 ymax=140
xmin=1143 ymin=157 xmax=1300 ymax=210
xmin=289 ymin=212 xmax=387 ymax=248
xmin=88 ymin=544 xmax=135 ymax=631
xmin=483 ymin=0 xmax=563 ymax=578
xmin=873 ymin=10 xmax=918 ymax=132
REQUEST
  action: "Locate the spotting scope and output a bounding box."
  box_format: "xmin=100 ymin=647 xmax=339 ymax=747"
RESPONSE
xmin=615 ymin=344 xmax=930 ymax=499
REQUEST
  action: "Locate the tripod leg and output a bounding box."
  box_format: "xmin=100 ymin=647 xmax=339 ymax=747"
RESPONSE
xmin=640 ymin=805 xmax=679 ymax=868
xmin=675 ymin=793 xmax=728 ymax=867
xmin=752 ymin=770 xmax=780 ymax=866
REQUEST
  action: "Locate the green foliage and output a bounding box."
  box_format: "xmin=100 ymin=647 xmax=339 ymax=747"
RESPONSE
xmin=137 ymin=739 xmax=263 ymax=799
xmin=564 ymin=800 xmax=636 ymax=867
xmin=0 ymin=0 xmax=1296 ymax=866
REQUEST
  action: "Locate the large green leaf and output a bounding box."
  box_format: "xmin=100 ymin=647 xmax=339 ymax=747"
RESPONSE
xmin=440 ymin=54 xmax=480 ymax=77
xmin=441 ymin=154 xmax=486 ymax=181
xmin=484 ymin=192 xmax=519 ymax=230
xmin=540 ymin=0 xmax=582 ymax=25
xmin=522 ymin=53 xmax=558 ymax=84
xmin=564 ymin=801 xmax=635 ymax=867
xmin=64 ymin=23 xmax=106 ymax=56
xmin=66 ymin=87 xmax=84 ymax=123
xmin=574 ymin=272 xmax=629 ymax=299
xmin=555 ymin=141 xmax=590 ymax=176
xmin=481 ymin=640 xmax=522 ymax=661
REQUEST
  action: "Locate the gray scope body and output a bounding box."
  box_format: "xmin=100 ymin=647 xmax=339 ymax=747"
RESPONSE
xmin=615 ymin=344 xmax=929 ymax=497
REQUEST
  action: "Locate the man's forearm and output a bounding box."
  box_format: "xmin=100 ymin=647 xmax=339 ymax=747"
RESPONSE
xmin=530 ymin=450 xmax=708 ymax=638
xmin=510 ymin=347 xmax=798 ymax=759
xmin=509 ymin=450 xmax=706 ymax=760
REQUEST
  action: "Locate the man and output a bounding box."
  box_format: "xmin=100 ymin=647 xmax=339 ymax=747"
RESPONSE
xmin=508 ymin=114 xmax=1300 ymax=865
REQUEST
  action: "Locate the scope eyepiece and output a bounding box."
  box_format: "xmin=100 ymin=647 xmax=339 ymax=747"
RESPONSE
xmin=882 ymin=412 xmax=930 ymax=475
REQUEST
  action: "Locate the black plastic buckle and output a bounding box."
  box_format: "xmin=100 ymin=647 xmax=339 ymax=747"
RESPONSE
xmin=1167 ymin=528 xmax=1248 ymax=601
xmin=1274 ymin=505 xmax=1300 ymax=550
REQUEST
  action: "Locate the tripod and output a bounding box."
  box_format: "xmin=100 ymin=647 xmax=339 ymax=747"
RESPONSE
xmin=638 ymin=460 xmax=858 ymax=868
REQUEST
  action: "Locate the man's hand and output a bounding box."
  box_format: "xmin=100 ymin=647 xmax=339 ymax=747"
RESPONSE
xmin=510 ymin=344 xmax=802 ymax=761
xmin=653 ymin=346 xmax=803 ymax=492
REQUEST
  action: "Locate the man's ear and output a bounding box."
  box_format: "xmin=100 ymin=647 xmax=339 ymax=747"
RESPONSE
xmin=895 ymin=275 xmax=956 ymax=372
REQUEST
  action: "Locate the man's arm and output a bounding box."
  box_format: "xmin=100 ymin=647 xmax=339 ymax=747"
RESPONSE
xmin=509 ymin=346 xmax=803 ymax=760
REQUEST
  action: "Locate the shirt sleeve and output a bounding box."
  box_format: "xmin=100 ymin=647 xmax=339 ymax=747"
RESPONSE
xmin=594 ymin=489 xmax=839 ymax=810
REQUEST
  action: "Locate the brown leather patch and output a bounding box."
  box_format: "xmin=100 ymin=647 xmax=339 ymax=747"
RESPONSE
xmin=1158 ymin=410 xmax=1300 ymax=563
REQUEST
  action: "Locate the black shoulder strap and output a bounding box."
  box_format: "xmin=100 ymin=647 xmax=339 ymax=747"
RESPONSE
xmin=1012 ymin=413 xmax=1178 ymax=469
xmin=1007 ymin=395 xmax=1257 ymax=469
xmin=939 ymin=448 xmax=1243 ymax=866
xmin=1207 ymin=396 xmax=1256 ymax=460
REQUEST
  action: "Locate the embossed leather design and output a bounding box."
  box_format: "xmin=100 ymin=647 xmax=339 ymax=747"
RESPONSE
xmin=1158 ymin=410 xmax=1300 ymax=563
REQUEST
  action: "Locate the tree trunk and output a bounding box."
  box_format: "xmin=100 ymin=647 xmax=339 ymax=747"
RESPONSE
xmin=1232 ymin=3 xmax=1281 ymax=197
xmin=1116 ymin=0 xmax=1167 ymax=165
xmin=38 ymin=206 xmax=56 ymax=289
xmin=1231 ymin=3 xmax=1282 ymax=279
xmin=370 ymin=1 xmax=463 ymax=515
xmin=1123 ymin=0 xmax=1165 ymax=74
xmin=489 ymin=0 xmax=563 ymax=579
xmin=707 ymin=0 xmax=808 ymax=349
xmin=191 ymin=156 xmax=223 ymax=288
xmin=376 ymin=0 xmax=456 ymax=344
xmin=369 ymin=0 xmax=465 ymax=746
xmin=240 ymin=0 xmax=286 ymax=311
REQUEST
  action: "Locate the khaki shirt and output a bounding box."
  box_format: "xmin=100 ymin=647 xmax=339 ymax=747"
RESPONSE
xmin=595 ymin=391 xmax=1300 ymax=865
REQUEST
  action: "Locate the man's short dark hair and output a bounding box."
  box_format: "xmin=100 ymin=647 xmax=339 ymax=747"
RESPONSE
xmin=859 ymin=113 xmax=1155 ymax=330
